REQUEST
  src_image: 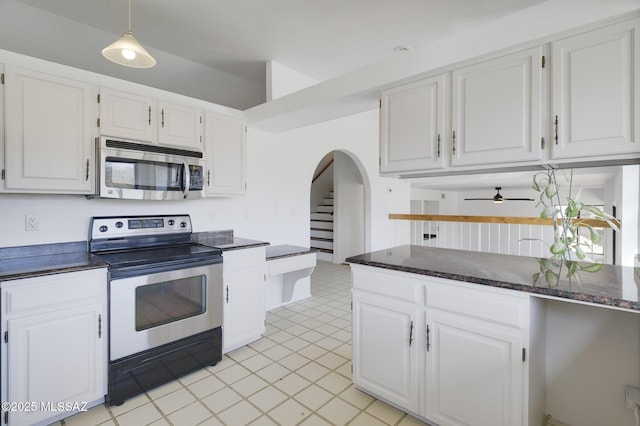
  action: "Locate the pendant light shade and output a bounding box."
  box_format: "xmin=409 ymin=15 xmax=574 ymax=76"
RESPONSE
xmin=102 ymin=0 xmax=156 ymax=68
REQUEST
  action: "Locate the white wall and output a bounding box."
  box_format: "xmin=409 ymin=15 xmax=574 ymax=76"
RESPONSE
xmin=333 ymin=151 xmax=365 ymax=263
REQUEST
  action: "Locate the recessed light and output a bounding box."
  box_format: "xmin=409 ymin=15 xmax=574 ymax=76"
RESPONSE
xmin=393 ymin=45 xmax=412 ymax=53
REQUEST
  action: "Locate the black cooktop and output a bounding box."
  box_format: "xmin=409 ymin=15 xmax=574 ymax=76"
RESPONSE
xmin=94 ymin=243 xmax=222 ymax=270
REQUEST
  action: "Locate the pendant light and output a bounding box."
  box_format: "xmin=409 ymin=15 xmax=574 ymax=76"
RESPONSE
xmin=102 ymin=0 xmax=156 ymax=68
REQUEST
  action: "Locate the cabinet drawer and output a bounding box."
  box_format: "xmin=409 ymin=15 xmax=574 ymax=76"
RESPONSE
xmin=426 ymin=279 xmax=528 ymax=328
xmin=267 ymin=253 xmax=316 ymax=277
xmin=351 ymin=265 xmax=423 ymax=303
xmin=2 ymin=268 xmax=107 ymax=317
xmin=222 ymin=247 xmax=266 ymax=272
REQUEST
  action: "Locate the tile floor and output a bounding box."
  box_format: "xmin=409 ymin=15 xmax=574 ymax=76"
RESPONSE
xmin=57 ymin=261 xmax=429 ymax=426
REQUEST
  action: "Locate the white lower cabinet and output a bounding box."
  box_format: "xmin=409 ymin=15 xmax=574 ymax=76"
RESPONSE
xmin=425 ymin=309 xmax=525 ymax=426
xmin=222 ymin=247 xmax=267 ymax=353
xmin=0 ymin=268 xmax=108 ymax=426
xmin=350 ymin=265 xmax=542 ymax=426
xmin=352 ymin=289 xmax=420 ymax=412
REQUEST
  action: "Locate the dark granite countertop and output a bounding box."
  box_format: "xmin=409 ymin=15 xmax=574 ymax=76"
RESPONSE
xmin=0 ymin=242 xmax=108 ymax=282
xmin=346 ymin=245 xmax=640 ymax=312
xmin=266 ymin=245 xmax=314 ymax=261
xmin=192 ymin=231 xmax=269 ymax=252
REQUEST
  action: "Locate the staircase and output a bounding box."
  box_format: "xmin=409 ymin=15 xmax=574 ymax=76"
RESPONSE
xmin=311 ymin=191 xmax=334 ymax=262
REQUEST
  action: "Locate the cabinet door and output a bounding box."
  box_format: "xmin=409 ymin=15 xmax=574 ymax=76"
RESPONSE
xmin=99 ymin=88 xmax=153 ymax=142
xmin=380 ymin=75 xmax=447 ymax=173
xmin=158 ymin=102 xmax=203 ymax=149
xmin=551 ymin=18 xmax=640 ymax=159
xmin=204 ymin=112 xmax=247 ymax=196
xmin=451 ymin=47 xmax=544 ymax=166
xmin=425 ymin=309 xmax=524 ymax=426
xmin=223 ymin=265 xmax=266 ymax=353
xmin=7 ymin=303 xmax=105 ymax=426
xmin=352 ymin=289 xmax=420 ymax=412
xmin=4 ymin=66 xmax=96 ymax=193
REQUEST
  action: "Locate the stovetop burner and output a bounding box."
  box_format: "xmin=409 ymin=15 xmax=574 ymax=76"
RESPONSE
xmin=89 ymin=215 xmax=223 ymax=276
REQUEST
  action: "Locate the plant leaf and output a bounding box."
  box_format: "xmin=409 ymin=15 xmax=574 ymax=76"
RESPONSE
xmin=545 ymin=269 xmax=559 ymax=287
xmin=550 ymin=241 xmax=566 ymax=256
xmin=580 ymin=262 xmax=604 ymax=273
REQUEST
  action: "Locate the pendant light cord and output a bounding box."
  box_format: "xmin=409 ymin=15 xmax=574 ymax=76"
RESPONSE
xmin=128 ymin=0 xmax=132 ymax=32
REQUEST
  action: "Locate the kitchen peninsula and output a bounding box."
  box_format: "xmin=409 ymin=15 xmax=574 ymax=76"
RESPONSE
xmin=346 ymin=245 xmax=640 ymax=426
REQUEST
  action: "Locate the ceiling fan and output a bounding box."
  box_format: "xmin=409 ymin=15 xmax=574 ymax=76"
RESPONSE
xmin=464 ymin=187 xmax=534 ymax=204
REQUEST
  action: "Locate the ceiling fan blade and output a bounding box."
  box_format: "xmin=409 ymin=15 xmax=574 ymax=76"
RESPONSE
xmin=503 ymin=197 xmax=535 ymax=201
xmin=463 ymin=198 xmax=493 ymax=200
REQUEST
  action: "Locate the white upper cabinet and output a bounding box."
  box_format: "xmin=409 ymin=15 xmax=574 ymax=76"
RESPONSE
xmin=99 ymin=88 xmax=203 ymax=150
xmin=451 ymin=46 xmax=545 ymax=166
xmin=3 ymin=66 xmax=96 ymax=194
xmin=204 ymin=112 xmax=247 ymax=196
xmin=99 ymin=88 xmax=153 ymax=142
xmin=380 ymin=74 xmax=448 ymax=173
xmin=158 ymin=101 xmax=203 ymax=150
xmin=551 ymin=17 xmax=640 ymax=159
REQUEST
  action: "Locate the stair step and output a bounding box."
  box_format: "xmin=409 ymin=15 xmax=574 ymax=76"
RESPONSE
xmin=311 ymin=229 xmax=333 ymax=239
xmin=323 ymin=198 xmax=334 ymax=205
xmin=311 ymin=221 xmax=333 ymax=230
xmin=311 ymin=247 xmax=333 ymax=254
xmin=311 ymin=238 xmax=333 ymax=250
xmin=316 ymin=205 xmax=333 ymax=213
xmin=311 ymin=213 xmax=333 ymax=221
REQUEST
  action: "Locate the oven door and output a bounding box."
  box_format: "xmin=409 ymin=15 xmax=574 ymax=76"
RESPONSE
xmin=109 ymin=262 xmax=222 ymax=361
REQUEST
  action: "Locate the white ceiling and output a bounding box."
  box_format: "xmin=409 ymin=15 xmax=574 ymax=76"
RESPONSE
xmin=14 ymin=0 xmax=544 ymax=93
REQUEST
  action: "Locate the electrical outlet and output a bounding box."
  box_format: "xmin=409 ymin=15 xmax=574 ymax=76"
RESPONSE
xmin=25 ymin=214 xmax=39 ymax=231
xmin=625 ymin=384 xmax=640 ymax=409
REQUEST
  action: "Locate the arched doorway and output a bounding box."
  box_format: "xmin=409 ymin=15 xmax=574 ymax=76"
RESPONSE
xmin=310 ymin=150 xmax=369 ymax=263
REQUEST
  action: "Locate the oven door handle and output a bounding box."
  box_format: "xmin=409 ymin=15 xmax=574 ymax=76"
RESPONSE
xmin=182 ymin=161 xmax=191 ymax=198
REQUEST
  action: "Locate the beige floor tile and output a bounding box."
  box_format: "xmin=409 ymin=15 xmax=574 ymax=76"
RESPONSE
xmin=298 ymin=414 xmax=334 ymax=426
xmin=114 ymin=402 xmax=163 ymax=426
xmin=64 ymin=403 xmax=111 ymax=426
xmin=154 ymin=388 xmax=197 ymax=415
xmin=315 ymin=371 xmax=351 ymax=394
xmin=248 ymin=336 xmax=278 ymax=352
xmin=349 ymin=411 xmax=390 ymax=426
xmin=278 ymin=352 xmax=311 ymax=370
xmin=201 ymin=387 xmax=243 ymax=413
xmin=315 ymin=351 xmax=348 ymax=370
xmin=187 ymin=374 xmax=226 ymax=399
xmin=230 ymin=373 xmax=269 ymax=397
xmin=295 ymin=361 xmax=331 ymax=382
xmin=267 ymin=398 xmax=312 ymax=426
xmin=256 ymin=362 xmax=292 ymax=383
xmin=262 ymin=344 xmax=293 ymax=361
xmin=214 ymin=363 xmax=251 ymax=385
xmin=281 ymin=336 xmax=311 ymax=352
xmin=398 ymin=413 xmax=432 ymax=425
xmin=365 ymin=399 xmax=406 ymax=424
xmin=339 ymin=385 xmax=375 ymax=409
xmin=247 ymin=386 xmax=289 ymax=412
xmin=166 ymin=401 xmax=212 ymax=426
xmin=242 ymin=353 xmax=275 ymax=372
xmin=294 ymin=384 xmax=333 ymax=410
xmin=217 ymin=400 xmax=262 ymax=425
xmin=316 ymin=397 xmax=360 ymax=425
xmin=273 ymin=373 xmax=311 ymax=396
xmin=249 ymin=416 xmax=280 ymax=426
xmin=226 ymin=345 xmax=259 ymax=362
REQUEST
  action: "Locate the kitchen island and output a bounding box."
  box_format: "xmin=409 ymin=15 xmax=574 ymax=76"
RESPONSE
xmin=346 ymin=245 xmax=640 ymax=426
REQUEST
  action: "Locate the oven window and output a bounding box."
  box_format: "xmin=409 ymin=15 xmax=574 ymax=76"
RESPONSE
xmin=105 ymin=157 xmax=184 ymax=191
xmin=135 ymin=276 xmax=206 ymax=331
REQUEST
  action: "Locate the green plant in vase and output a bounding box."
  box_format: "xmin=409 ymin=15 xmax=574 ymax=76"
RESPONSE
xmin=527 ymin=169 xmax=619 ymax=287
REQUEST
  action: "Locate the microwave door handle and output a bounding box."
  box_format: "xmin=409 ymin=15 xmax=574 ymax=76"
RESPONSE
xmin=183 ymin=162 xmax=191 ymax=198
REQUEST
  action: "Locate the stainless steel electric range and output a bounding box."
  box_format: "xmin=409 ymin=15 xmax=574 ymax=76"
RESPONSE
xmin=89 ymin=215 xmax=223 ymax=406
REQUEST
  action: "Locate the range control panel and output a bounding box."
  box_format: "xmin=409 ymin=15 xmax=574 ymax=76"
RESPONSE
xmin=90 ymin=215 xmax=192 ymax=239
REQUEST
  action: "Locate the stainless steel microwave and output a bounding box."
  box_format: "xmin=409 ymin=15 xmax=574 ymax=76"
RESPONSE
xmin=93 ymin=137 xmax=205 ymax=200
